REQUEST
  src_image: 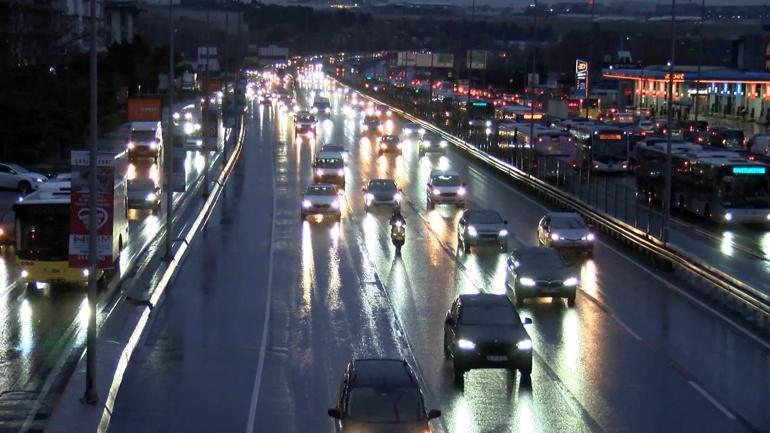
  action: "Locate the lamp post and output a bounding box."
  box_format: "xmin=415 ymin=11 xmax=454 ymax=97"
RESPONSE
xmin=528 ymin=0 xmax=538 ymax=171
xmin=662 ymin=0 xmax=677 ymax=244
xmin=84 ymin=0 xmax=98 ymax=405
xmin=693 ymin=0 xmax=705 ymax=123
xmin=165 ymin=0 xmax=175 ymax=260
xmin=466 ymin=0 xmax=476 ymax=106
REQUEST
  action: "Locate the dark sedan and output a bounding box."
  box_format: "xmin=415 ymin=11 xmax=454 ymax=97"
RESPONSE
xmin=506 ymin=247 xmax=579 ymax=306
xmin=328 ymin=358 xmax=441 ymax=432
xmin=378 ymin=135 xmax=403 ymax=155
xmin=443 ymin=293 xmax=533 ymax=387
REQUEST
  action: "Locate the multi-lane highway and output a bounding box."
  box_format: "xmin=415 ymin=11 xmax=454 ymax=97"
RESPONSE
xmin=105 ymin=76 xmax=770 ymax=433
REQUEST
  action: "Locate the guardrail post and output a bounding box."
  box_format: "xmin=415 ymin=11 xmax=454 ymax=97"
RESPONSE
xmin=624 ymin=185 xmax=628 ymax=222
xmin=647 ymin=194 xmax=652 ymax=234
xmin=635 ymin=191 xmax=640 ymax=227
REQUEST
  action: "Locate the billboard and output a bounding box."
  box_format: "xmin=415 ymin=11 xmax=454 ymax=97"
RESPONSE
xmin=69 ymin=151 xmax=115 ymax=269
xmin=397 ymin=51 xmax=416 ymax=67
xmin=433 ymin=53 xmax=454 ymax=68
xmin=575 ymin=59 xmax=589 ymax=98
xmin=466 ymin=50 xmax=487 ymax=70
xmin=414 ymin=53 xmax=433 ymax=68
xmin=127 ymin=98 xmax=162 ymax=121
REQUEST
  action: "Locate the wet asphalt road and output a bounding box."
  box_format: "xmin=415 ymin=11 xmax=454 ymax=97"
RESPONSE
xmin=107 ymin=82 xmax=770 ymax=433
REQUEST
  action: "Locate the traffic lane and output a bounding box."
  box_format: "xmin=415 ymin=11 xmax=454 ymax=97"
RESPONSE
xmin=248 ymin=103 xmax=422 ymax=433
xmin=108 ymin=108 xmax=271 ymax=433
xmin=337 ymin=110 xmax=759 ymax=432
xmin=429 ymin=143 xmax=768 ymax=431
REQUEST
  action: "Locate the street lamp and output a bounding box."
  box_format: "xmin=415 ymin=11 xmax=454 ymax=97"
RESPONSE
xmin=662 ymin=0 xmax=677 ymax=244
xmin=528 ymin=0 xmax=538 ymax=172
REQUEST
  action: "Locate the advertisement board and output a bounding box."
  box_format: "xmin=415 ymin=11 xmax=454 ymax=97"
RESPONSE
xmin=397 ymin=51 xmax=417 ymax=67
xmin=69 ymin=151 xmax=115 ymax=269
xmin=575 ymin=59 xmax=589 ymax=98
xmin=433 ymin=53 xmax=454 ymax=68
xmin=127 ymin=98 xmax=162 ymax=121
xmin=414 ymin=52 xmax=433 ymax=68
xmin=466 ymin=50 xmax=487 ymax=70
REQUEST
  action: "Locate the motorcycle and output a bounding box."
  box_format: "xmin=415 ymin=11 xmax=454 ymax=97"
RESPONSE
xmin=390 ymin=220 xmax=406 ymax=256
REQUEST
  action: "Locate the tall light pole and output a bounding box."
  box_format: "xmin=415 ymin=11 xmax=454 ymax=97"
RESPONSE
xmin=165 ymin=0 xmax=175 ymax=260
xmin=528 ymin=0 xmax=538 ymax=172
xmin=586 ymin=0 xmax=596 ymax=119
xmin=466 ymin=0 xmax=476 ymax=106
xmin=84 ymin=0 xmax=99 ymax=405
xmin=693 ymin=0 xmax=705 ymax=123
xmin=662 ymin=0 xmax=677 ymax=244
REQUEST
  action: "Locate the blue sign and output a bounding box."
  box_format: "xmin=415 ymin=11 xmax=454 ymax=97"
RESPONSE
xmin=732 ymin=166 xmax=766 ymax=175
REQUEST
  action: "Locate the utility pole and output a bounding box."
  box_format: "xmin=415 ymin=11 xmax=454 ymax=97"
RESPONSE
xmin=84 ymin=0 xmax=98 ymax=406
xmin=693 ymin=0 xmax=704 ymax=123
xmin=662 ymin=0 xmax=677 ymax=244
xmin=528 ymin=0 xmax=538 ymax=172
xmin=586 ymin=0 xmax=596 ymax=119
xmin=165 ymin=0 xmax=175 ymax=260
xmin=202 ymin=9 xmax=211 ymax=198
xmin=466 ymin=0 xmax=476 ymax=106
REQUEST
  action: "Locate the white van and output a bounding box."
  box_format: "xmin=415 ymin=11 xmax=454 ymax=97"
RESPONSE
xmin=128 ymin=121 xmax=162 ymax=160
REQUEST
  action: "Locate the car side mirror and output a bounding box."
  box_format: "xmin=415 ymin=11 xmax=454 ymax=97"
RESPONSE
xmin=503 ymin=220 xmax=508 ymax=225
xmin=327 ymin=408 xmax=341 ymax=419
xmin=428 ymin=409 xmax=442 ymax=419
xmin=522 ymin=317 xmax=533 ymax=325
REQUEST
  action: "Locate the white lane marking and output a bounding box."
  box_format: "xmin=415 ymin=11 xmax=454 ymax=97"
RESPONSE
xmin=689 ymin=380 xmax=737 ymax=421
xmin=474 ymin=164 xmax=770 ymax=352
xmin=245 ymin=142 xmax=277 ymax=433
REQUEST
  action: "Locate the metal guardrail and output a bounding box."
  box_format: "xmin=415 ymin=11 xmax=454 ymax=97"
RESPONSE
xmin=336 ymin=78 xmax=770 ymax=331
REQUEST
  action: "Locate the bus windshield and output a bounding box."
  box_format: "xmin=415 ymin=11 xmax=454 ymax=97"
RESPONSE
xmin=721 ymin=174 xmax=770 ymax=208
xmin=16 ymin=204 xmax=69 ymax=261
xmin=592 ymin=132 xmax=627 ymax=161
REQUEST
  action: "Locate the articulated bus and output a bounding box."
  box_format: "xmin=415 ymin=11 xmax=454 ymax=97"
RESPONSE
xmin=14 ymin=157 xmax=130 ymax=290
xmin=495 ymin=105 xmax=545 ymax=123
xmin=634 ymin=142 xmax=770 ymax=223
xmin=569 ymin=125 xmax=630 ymax=172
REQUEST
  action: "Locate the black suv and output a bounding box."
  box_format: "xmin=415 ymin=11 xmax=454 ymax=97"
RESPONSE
xmin=328 ymin=359 xmax=441 ymax=432
xmin=443 ymin=294 xmax=533 ymax=387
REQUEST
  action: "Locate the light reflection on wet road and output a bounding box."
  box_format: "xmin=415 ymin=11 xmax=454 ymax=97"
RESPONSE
xmin=106 ymin=79 xmax=770 ymax=433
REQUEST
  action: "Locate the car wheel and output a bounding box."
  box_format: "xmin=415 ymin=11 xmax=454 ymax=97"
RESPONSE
xmin=519 ymin=362 xmax=532 ymax=377
xmin=443 ymin=334 xmax=451 ymax=358
xmin=463 ymin=238 xmax=471 ymax=253
xmin=499 ymin=241 xmax=508 ymax=252
xmin=453 ymin=366 xmax=465 ymax=388
xmin=515 ymin=291 xmax=524 ymax=306
xmin=428 ymin=199 xmax=434 ymax=210
xmin=17 ymin=181 xmax=32 ymax=195
xmin=567 ymin=293 xmax=576 ymax=307
xmin=364 ymin=205 xmax=370 ymax=213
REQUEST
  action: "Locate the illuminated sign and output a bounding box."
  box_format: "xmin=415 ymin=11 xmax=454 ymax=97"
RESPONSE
xmin=663 ymin=73 xmax=685 ymax=81
xmin=597 ymin=133 xmax=623 ymax=140
xmin=575 ymin=59 xmax=589 ymax=98
xmin=472 ymin=101 xmax=489 ymax=107
xmin=523 ymin=113 xmax=543 ymax=120
xmin=732 ymin=166 xmax=767 ymax=175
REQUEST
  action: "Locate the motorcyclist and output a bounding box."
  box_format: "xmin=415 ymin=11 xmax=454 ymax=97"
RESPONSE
xmin=389 ymin=208 xmax=406 ymax=228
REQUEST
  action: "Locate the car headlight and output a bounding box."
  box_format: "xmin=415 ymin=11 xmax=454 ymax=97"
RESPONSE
xmin=582 ymin=233 xmax=595 ymax=241
xmin=331 ymin=200 xmax=340 ymax=209
xmin=302 ymin=199 xmax=312 ymax=209
xmin=439 ymin=140 xmax=448 ymax=148
xmin=499 ymin=229 xmax=508 ymax=237
xmin=35 ymin=177 xmax=44 ymax=183
xmin=315 ymin=169 xmax=323 ymax=176
xmin=365 ymin=193 xmax=374 ymax=203
xmin=457 ymin=339 xmax=476 ymax=350
xmin=564 ymin=277 xmax=579 ymax=287
xmin=422 ymin=140 xmax=431 ymax=147
xmin=127 ymin=142 xmax=135 ymax=149
xmin=519 ymin=277 xmax=536 ymax=287
xmin=418 ymin=128 xmax=425 ymax=135
xmin=432 ymin=188 xmax=441 ymax=195
xmin=467 ymin=226 xmax=478 ymax=237
xmin=184 ymin=122 xmax=195 ymax=135
xmin=325 ymin=107 xmax=331 ymax=113
xmin=20 ymin=269 xmax=28 ymax=279
xmin=81 ymin=268 xmax=90 ymax=278
xmin=149 ymin=141 xmax=158 ymax=150
xmin=337 ymin=169 xmax=344 ymax=177
xmin=457 ymin=187 xmax=466 ymax=196
xmin=551 ymin=233 xmax=561 ymax=241
xmin=394 ymin=193 xmax=402 ymax=203
xmin=485 ymin=120 xmax=492 ymax=127
xmin=725 ymin=212 xmax=733 ymax=222
xmin=145 ymin=192 xmax=157 ymax=202
xmin=516 ymin=339 xmax=533 ymax=351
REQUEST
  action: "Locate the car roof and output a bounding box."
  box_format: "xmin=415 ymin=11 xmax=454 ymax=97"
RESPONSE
xmin=316 ymin=151 xmax=343 ymax=159
xmin=368 ymin=178 xmax=396 ymax=185
xmin=547 ymin=211 xmax=582 ymax=219
xmin=464 ymin=208 xmax=502 ymax=218
xmin=458 ymin=293 xmax=513 ymax=307
xmin=307 ymin=183 xmax=337 ymax=190
xmin=350 ymin=359 xmax=418 ymax=389
xmin=430 ymin=169 xmax=460 ymax=177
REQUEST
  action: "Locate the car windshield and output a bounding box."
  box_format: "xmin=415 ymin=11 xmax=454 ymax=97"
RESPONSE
xmin=315 ymin=158 xmax=343 ymax=168
xmin=298 ymin=114 xmax=314 ymax=122
xmin=432 ymin=175 xmax=461 ymax=187
xmin=128 ymin=178 xmax=156 ymax=190
xmin=551 ymin=215 xmax=587 ymax=229
xmin=423 ymin=133 xmax=441 ymax=142
xmin=6 ymin=164 xmax=28 ymax=173
xmin=323 ymin=146 xmax=345 ymax=153
xmin=16 ymin=204 xmax=69 ymax=261
xmin=131 ymin=130 xmax=156 ymax=142
xmin=460 ymin=303 xmax=519 ymax=326
xmin=369 ymin=180 xmax=397 ymax=192
xmin=307 ymin=185 xmax=337 ymax=196
xmin=520 ymin=250 xmax=565 ymax=269
xmin=467 ymin=210 xmax=502 ymax=224
xmin=347 ymin=387 xmax=423 ymax=423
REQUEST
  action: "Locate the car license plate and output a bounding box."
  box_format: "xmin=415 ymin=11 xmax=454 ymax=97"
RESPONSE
xmin=486 ymin=355 xmax=507 ymax=362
